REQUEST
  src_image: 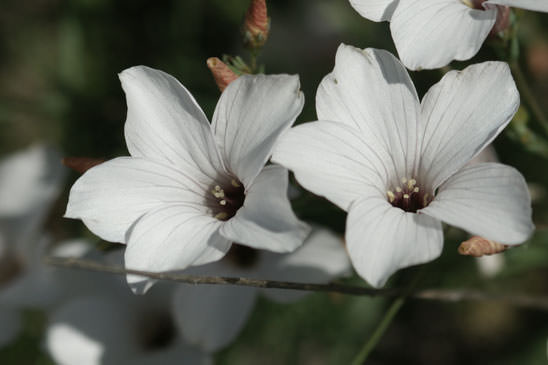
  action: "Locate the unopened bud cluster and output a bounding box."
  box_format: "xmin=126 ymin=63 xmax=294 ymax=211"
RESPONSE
xmin=243 ymin=0 xmax=270 ymax=49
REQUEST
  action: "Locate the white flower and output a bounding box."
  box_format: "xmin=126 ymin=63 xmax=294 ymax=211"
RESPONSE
xmin=0 ymin=145 xmax=65 ymax=346
xmin=65 ymin=66 xmax=310 ymax=293
xmin=171 ymin=227 xmax=351 ymax=353
xmin=46 ymin=252 xmax=210 ymax=365
xmin=272 ymin=44 xmax=534 ymax=288
xmin=348 ymin=0 xmax=548 ymax=70
xmin=467 ymin=145 xmax=507 ymax=278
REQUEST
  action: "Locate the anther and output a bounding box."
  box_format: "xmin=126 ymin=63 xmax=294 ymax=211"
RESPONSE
xmin=401 ymin=177 xmax=407 ymax=184
xmin=214 ymin=185 xmax=221 ymax=191
xmin=461 ymin=0 xmax=474 ymax=8
xmin=214 ymin=212 xmax=228 ymax=220
xmin=395 ymin=187 xmax=402 ymax=193
xmin=413 ymin=187 xmax=419 ymax=193
xmin=387 ymin=190 xmax=395 ymax=203
xmin=407 ymin=179 xmax=416 ymax=190
xmin=403 ymin=194 xmax=409 ymax=199
xmin=220 ymin=200 xmax=227 ymax=206
xmin=231 ymin=179 xmax=241 ymax=188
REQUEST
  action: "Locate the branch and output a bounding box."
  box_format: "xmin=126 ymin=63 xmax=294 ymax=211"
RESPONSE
xmin=45 ymin=256 xmax=548 ymax=311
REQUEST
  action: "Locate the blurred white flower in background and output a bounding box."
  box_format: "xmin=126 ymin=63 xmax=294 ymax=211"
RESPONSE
xmin=171 ymin=227 xmax=351 ymax=353
xmin=0 ymin=145 xmax=66 ymax=346
xmin=273 ymin=44 xmax=534 ymax=287
xmin=348 ymin=0 xmax=548 ymax=70
xmin=65 ymin=66 xmax=310 ymax=294
xmin=46 ymin=251 xmax=211 ymax=365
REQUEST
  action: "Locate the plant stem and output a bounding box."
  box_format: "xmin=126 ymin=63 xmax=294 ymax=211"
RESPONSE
xmin=511 ymin=62 xmax=548 ymax=137
xmin=350 ymin=271 xmax=422 ymax=364
xmin=350 ymin=296 xmax=406 ymax=365
xmin=44 ymin=256 xmax=548 ymax=311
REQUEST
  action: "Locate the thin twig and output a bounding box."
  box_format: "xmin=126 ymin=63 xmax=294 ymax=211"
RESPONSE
xmin=44 ymin=256 xmax=548 ymax=311
xmin=351 ymin=269 xmax=423 ymax=364
xmin=351 ymin=297 xmax=406 ymax=365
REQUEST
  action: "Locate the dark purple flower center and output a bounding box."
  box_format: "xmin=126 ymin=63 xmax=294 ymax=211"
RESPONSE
xmin=208 ymin=178 xmax=245 ymax=221
xmin=387 ymin=177 xmax=432 ymax=213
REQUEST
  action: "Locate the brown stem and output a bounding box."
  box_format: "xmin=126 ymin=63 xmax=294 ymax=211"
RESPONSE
xmin=44 ymin=256 xmax=548 ymax=311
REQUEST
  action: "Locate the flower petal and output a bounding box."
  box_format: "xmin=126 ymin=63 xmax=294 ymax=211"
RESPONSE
xmin=125 ymin=206 xmax=230 ymax=294
xmin=220 ymin=165 xmax=310 ymax=253
xmin=468 ymin=144 xmax=498 ymax=166
xmin=418 ymin=62 xmax=519 ymax=189
xmin=172 ymin=277 xmax=257 ymax=353
xmin=272 ymin=121 xmax=391 ymax=211
xmin=346 ymin=195 xmax=443 ymax=288
xmin=486 ymin=0 xmax=548 ymax=12
xmin=211 ymin=74 xmax=304 ymax=186
xmin=348 ymin=0 xmax=398 ymax=21
xmin=316 ymin=45 xmax=420 ymax=185
xmin=420 ymin=163 xmax=534 ymax=244
xmin=476 ymin=255 xmax=505 ymax=278
xmin=46 ymin=296 xmax=134 ymax=365
xmin=120 ymin=66 xmax=225 ymax=179
xmin=0 ymin=307 xmax=21 ymax=347
xmin=65 ymin=157 xmax=208 ymax=243
xmin=0 ymin=145 xmax=64 ymax=216
xmin=0 ymin=145 xmax=64 ymax=246
xmin=259 ymin=227 xmax=352 ymax=303
xmin=389 ymin=0 xmax=497 ymax=70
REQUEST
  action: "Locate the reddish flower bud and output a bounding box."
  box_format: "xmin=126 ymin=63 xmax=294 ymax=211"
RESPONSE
xmin=206 ymin=57 xmax=239 ymax=92
xmin=243 ymin=0 xmax=270 ymax=49
xmin=491 ymin=5 xmax=511 ymax=34
xmin=458 ymin=236 xmax=508 ymax=257
xmin=462 ymin=1 xmax=511 ymax=34
xmin=62 ymin=157 xmax=104 ymax=174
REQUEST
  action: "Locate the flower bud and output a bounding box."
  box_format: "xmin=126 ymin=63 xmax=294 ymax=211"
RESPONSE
xmin=462 ymin=1 xmax=511 ymax=34
xmin=206 ymin=57 xmax=239 ymax=92
xmin=62 ymin=157 xmax=104 ymax=174
xmin=491 ymin=5 xmax=511 ymax=34
xmin=243 ymin=0 xmax=270 ymax=49
xmin=458 ymin=236 xmax=507 ymax=257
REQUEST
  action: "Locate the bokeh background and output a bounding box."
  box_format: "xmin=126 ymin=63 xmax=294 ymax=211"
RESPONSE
xmin=1 ymin=0 xmax=548 ymax=364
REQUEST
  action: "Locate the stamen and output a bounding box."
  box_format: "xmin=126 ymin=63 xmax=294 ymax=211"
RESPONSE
xmin=214 ymin=212 xmax=228 ymax=220
xmin=407 ymin=179 xmax=416 ymax=190
xmin=386 ymin=177 xmax=432 ymax=213
xmin=208 ymin=178 xmax=245 ymax=221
